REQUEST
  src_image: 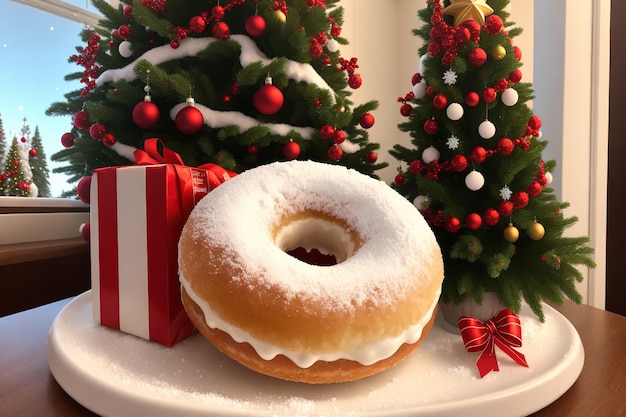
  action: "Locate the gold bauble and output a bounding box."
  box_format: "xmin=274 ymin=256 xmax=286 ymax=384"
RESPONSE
xmin=527 ymin=222 xmax=545 ymax=241
xmin=503 ymin=224 xmax=519 ymax=243
xmin=274 ymin=10 xmax=287 ymax=23
xmin=491 ymin=45 xmax=506 ymax=60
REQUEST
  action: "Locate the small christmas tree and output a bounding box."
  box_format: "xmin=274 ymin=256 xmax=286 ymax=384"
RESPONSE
xmin=47 ymin=0 xmax=386 ymax=188
xmin=29 ymin=126 xmax=52 ymax=197
xmin=0 ymin=114 xmax=6 ymax=195
xmin=390 ymin=0 xmax=595 ymax=321
xmin=2 ymin=137 xmax=33 ymax=197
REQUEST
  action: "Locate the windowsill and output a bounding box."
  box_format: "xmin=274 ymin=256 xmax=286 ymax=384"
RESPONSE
xmin=0 ymin=196 xmax=89 ymax=213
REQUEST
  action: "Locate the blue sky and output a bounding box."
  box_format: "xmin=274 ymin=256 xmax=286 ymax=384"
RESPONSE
xmin=0 ymin=0 xmax=90 ymax=197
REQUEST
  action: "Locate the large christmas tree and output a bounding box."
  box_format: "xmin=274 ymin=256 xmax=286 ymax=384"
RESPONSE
xmin=47 ymin=0 xmax=386 ymax=190
xmin=390 ymin=0 xmax=595 ymax=320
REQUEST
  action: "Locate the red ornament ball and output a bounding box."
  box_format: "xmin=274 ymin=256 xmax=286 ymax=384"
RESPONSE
xmin=211 ymin=5 xmax=225 ymax=20
xmin=433 ymin=94 xmax=448 ymax=110
xmin=247 ymin=144 xmax=259 ymax=154
xmin=348 ymin=74 xmax=362 ymax=89
xmin=445 ymin=216 xmax=461 ymax=233
xmin=468 ymin=48 xmax=487 ymax=67
xmin=497 ymin=138 xmax=515 ymax=155
xmin=394 ymin=173 xmax=405 ymax=185
xmin=123 ymin=5 xmax=132 ymax=18
xmin=80 ymin=222 xmax=91 ymax=242
xmin=20 ymin=136 xmax=27 ymax=143
xmin=175 ymin=105 xmax=204 ymax=135
xmin=61 ymin=132 xmax=75 ymax=148
xmin=466 ymin=213 xmax=482 ymax=230
xmin=470 ymin=146 xmax=487 ymax=163
xmin=118 ymin=24 xmax=131 ymax=39
xmin=141 ymin=0 xmax=166 ymax=13
xmin=76 ymin=175 xmax=92 ymax=204
xmin=424 ymin=119 xmax=440 ymax=135
xmin=320 ymin=124 xmax=335 ymax=140
xmin=528 ymin=181 xmax=543 ymax=197
xmin=189 ymin=15 xmax=206 ymax=33
xmin=450 ymin=154 xmax=468 ymax=172
xmin=512 ymin=191 xmax=529 ymax=208
xmin=465 ymin=91 xmax=480 ymax=107
xmin=365 ymin=151 xmax=378 ymax=163
xmin=499 ymin=201 xmax=514 ymax=216
xmin=400 ymin=103 xmax=413 ymax=117
xmin=89 ymin=122 xmax=107 ymax=141
xmin=332 ymin=129 xmax=346 ymax=144
xmin=253 ymin=84 xmax=284 ymax=115
xmin=283 ymin=141 xmax=301 ymax=160
xmin=412 ymin=72 xmax=422 ymax=85
xmin=482 ymin=208 xmax=501 ymax=226
xmin=455 ymin=27 xmax=471 ymax=44
xmin=461 ymin=20 xmax=481 ymax=38
xmin=328 ymin=145 xmax=343 ymax=161
xmin=246 ymin=15 xmax=267 ymax=37
xmin=132 ymin=100 xmax=160 ymax=129
xmin=484 ymin=15 xmax=504 ymax=34
xmin=73 ymin=110 xmax=90 ymax=130
xmin=482 ymin=87 xmax=497 ymax=103
xmin=102 ymin=132 xmax=116 ymax=146
xmin=513 ymin=46 xmax=522 ymax=61
xmin=509 ymin=69 xmax=522 ymax=83
xmin=426 ymin=86 xmax=436 ymax=97
xmin=359 ymin=113 xmax=375 ymax=129
xmin=29 ymin=148 xmax=37 ymax=157
xmin=212 ymin=21 xmax=230 ymax=40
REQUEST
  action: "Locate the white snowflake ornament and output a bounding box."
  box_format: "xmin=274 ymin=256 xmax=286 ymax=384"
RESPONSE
xmin=447 ymin=135 xmax=460 ymax=150
xmin=500 ymin=185 xmax=513 ymax=200
xmin=443 ymin=69 xmax=458 ymax=85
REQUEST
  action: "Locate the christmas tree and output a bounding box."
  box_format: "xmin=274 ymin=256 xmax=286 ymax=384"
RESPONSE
xmin=2 ymin=137 xmax=33 ymax=197
xmin=390 ymin=0 xmax=595 ymax=321
xmin=29 ymin=126 xmax=52 ymax=198
xmin=47 ymin=0 xmax=386 ymax=190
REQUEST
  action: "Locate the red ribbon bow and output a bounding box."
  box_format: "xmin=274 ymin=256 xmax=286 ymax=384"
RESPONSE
xmin=133 ymin=138 xmax=237 ymax=189
xmin=458 ymin=308 xmax=529 ymax=378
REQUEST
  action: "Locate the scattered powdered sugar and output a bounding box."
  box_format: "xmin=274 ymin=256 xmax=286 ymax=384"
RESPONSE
xmin=182 ymin=160 xmax=441 ymax=312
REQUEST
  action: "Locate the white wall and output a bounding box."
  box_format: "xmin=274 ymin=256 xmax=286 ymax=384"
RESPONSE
xmin=341 ymin=0 xmax=610 ymax=308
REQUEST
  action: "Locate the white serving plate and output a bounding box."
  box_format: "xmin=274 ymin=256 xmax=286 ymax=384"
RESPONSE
xmin=47 ymin=291 xmax=583 ymax=417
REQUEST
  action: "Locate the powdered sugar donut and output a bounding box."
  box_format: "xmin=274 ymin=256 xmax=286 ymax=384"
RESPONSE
xmin=178 ymin=160 xmax=444 ymax=383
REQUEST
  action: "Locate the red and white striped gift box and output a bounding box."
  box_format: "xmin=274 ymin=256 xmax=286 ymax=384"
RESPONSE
xmin=90 ymin=164 xmax=209 ymax=346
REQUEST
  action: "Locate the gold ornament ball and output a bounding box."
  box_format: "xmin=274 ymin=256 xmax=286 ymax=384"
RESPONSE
xmin=527 ymin=222 xmax=546 ymax=240
xmin=491 ymin=45 xmax=506 ymax=60
xmin=504 ymin=224 xmax=520 ymax=243
xmin=274 ymin=10 xmax=287 ymax=23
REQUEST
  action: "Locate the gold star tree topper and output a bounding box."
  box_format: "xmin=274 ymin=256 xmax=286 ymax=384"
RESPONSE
xmin=443 ymin=0 xmax=494 ymax=27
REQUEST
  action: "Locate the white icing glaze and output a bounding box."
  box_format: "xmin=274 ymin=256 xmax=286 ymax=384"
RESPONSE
xmin=179 ymin=160 xmax=443 ymax=367
xmin=181 ymin=274 xmax=440 ymax=367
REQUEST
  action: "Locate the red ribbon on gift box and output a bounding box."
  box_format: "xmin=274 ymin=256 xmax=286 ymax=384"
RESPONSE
xmin=458 ymin=308 xmax=529 ymax=378
xmin=134 ymin=138 xmax=237 ymax=189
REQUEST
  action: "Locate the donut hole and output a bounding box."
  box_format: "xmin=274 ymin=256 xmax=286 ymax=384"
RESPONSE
xmin=274 ymin=211 xmax=360 ymax=266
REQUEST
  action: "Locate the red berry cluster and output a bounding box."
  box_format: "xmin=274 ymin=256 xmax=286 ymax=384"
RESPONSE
xmin=71 ymin=31 xmax=101 ymax=96
xmin=306 ymin=0 xmax=326 ymax=8
xmin=273 ymin=1 xmax=288 ymax=16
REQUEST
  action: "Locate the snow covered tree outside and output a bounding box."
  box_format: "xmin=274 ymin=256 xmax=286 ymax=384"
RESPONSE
xmin=390 ymin=0 xmax=595 ymax=320
xmin=1 ymin=137 xmax=33 ymax=197
xmin=47 ymin=0 xmax=387 ymax=192
xmin=29 ymin=126 xmax=52 ymax=198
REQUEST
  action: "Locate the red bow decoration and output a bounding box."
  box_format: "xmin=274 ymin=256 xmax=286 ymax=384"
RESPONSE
xmin=458 ymin=308 xmax=529 ymax=378
xmin=134 ymin=138 xmax=237 ymax=189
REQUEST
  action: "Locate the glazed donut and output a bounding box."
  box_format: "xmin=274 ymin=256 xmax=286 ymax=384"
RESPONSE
xmin=178 ymin=160 xmax=444 ymax=384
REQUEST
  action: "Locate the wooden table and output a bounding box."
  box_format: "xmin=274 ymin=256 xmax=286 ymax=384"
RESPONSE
xmin=2 ymin=297 xmax=625 ymax=417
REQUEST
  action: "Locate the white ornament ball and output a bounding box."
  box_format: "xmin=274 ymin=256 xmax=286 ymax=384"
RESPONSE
xmin=545 ymin=172 xmax=553 ymax=184
xmin=501 ymin=88 xmax=519 ymax=106
xmin=465 ymin=170 xmax=485 ymax=191
xmin=119 ymin=40 xmax=133 ymax=58
xmin=327 ymin=39 xmax=340 ymax=53
xmin=422 ymin=146 xmax=440 ymax=164
xmin=413 ymin=195 xmax=430 ymax=210
xmin=418 ymin=54 xmax=428 ymax=74
xmin=478 ymin=120 xmax=496 ymax=139
xmin=446 ymin=102 xmax=464 ymax=121
xmin=413 ymin=81 xmax=427 ymax=99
